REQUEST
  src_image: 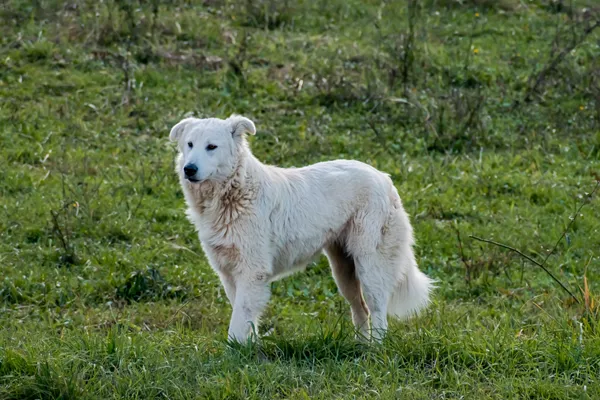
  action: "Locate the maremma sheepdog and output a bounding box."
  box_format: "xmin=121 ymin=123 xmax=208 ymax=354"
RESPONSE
xmin=170 ymin=115 xmax=433 ymax=342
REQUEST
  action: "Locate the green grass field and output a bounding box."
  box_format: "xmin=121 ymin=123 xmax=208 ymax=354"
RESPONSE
xmin=1 ymin=0 xmax=600 ymax=398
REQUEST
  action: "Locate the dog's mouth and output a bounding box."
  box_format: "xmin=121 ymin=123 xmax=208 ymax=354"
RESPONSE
xmin=186 ymin=177 xmax=201 ymax=183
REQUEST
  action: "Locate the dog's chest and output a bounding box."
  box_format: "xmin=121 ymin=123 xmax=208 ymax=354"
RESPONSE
xmin=204 ymin=242 xmax=240 ymax=272
xmin=192 ymin=209 xmax=250 ymax=272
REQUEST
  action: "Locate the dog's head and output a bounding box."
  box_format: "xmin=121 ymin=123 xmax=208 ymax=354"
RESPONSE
xmin=169 ymin=115 xmax=255 ymax=183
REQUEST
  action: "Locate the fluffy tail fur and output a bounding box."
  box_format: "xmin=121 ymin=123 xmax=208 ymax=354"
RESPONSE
xmin=387 ymin=264 xmax=433 ymax=319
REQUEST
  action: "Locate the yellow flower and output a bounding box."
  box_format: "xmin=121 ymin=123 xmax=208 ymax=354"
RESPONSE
xmin=473 ymin=48 xmax=479 ymax=54
xmin=579 ymin=106 xmax=585 ymax=111
xmin=475 ymin=13 xmax=480 ymax=17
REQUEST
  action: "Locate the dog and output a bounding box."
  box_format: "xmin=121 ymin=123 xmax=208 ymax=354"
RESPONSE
xmin=170 ymin=115 xmax=432 ymax=342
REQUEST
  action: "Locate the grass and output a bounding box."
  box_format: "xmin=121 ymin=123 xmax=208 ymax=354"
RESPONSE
xmin=1 ymin=0 xmax=600 ymax=398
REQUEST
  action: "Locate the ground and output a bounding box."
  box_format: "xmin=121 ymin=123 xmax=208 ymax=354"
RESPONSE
xmin=1 ymin=0 xmax=600 ymax=398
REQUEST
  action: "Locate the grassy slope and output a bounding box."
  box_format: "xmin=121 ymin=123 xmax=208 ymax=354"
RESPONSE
xmin=1 ymin=0 xmax=600 ymax=398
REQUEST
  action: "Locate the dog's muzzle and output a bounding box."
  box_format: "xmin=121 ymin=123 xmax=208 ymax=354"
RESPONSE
xmin=184 ymin=163 xmax=199 ymax=182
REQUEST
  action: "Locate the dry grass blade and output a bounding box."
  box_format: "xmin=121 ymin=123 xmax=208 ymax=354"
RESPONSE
xmin=469 ymin=235 xmax=580 ymax=304
xmin=470 ymin=180 xmax=600 ymax=305
xmin=541 ymin=180 xmax=600 ymax=267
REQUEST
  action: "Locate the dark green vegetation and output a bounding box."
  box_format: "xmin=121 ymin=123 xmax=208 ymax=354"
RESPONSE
xmin=1 ymin=0 xmax=600 ymax=398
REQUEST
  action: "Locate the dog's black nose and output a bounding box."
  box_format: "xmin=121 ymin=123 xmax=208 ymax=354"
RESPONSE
xmin=184 ymin=164 xmax=198 ymax=178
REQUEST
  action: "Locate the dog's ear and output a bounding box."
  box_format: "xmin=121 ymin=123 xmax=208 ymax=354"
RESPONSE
xmin=227 ymin=115 xmax=256 ymax=137
xmin=169 ymin=118 xmax=197 ymax=142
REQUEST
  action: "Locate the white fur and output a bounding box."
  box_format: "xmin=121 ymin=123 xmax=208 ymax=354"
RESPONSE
xmin=170 ymin=115 xmax=433 ymax=342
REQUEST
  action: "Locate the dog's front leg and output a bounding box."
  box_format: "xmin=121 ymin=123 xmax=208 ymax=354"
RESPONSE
xmin=227 ymin=272 xmax=271 ymax=343
xmin=218 ymin=271 xmax=237 ymax=305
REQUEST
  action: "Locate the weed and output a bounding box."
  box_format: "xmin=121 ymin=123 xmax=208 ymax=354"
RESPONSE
xmin=115 ymin=267 xmax=187 ymax=302
xmin=239 ymin=0 xmax=295 ymax=30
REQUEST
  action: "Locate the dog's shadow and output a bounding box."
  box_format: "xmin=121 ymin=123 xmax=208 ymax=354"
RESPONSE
xmin=224 ymin=330 xmax=373 ymax=364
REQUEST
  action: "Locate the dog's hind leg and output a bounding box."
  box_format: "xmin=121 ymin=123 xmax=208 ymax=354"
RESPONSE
xmin=344 ymin=205 xmax=397 ymax=341
xmin=353 ymin=254 xmax=395 ymax=342
xmin=325 ymin=243 xmax=370 ymax=339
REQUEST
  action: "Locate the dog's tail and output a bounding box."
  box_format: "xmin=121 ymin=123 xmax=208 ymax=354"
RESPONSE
xmin=387 ymin=263 xmax=434 ymax=319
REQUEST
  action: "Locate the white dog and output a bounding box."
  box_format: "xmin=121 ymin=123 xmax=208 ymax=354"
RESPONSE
xmin=170 ymin=115 xmax=432 ymax=342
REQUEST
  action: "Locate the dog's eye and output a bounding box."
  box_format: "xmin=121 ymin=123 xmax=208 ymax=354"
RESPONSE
xmin=187 ymin=142 xmax=193 ymax=149
xmin=206 ymin=144 xmax=218 ymax=151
